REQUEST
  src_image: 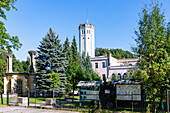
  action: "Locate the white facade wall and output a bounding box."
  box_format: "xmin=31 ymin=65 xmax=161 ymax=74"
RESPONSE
xmin=90 ymin=57 xmax=108 ymax=80
xmin=90 ymin=55 xmax=138 ymax=81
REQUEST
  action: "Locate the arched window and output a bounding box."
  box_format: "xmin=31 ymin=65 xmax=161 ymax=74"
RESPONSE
xmin=118 ymin=73 xmax=121 ymax=79
xmin=123 ymin=73 xmax=127 ymax=79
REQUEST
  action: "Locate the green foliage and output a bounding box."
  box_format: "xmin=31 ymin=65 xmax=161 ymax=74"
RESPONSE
xmin=0 ymin=59 xmax=6 ymax=92
xmin=36 ymin=28 xmax=67 ymax=94
xmin=50 ymin=70 xmax=61 ymax=90
xmin=95 ymin=48 xmax=137 ymax=59
xmin=111 ymin=73 xmax=119 ymax=80
xmin=132 ymin=1 xmax=170 ymax=110
xmin=50 ymin=70 xmax=60 ymax=99
xmin=64 ymin=37 xmax=101 ymax=93
xmin=0 ymin=0 xmax=22 ymax=53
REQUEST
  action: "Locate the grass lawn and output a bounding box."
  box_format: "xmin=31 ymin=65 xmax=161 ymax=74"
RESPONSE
xmin=29 ymin=96 xmax=79 ymax=103
xmin=0 ymin=97 xmax=12 ymax=105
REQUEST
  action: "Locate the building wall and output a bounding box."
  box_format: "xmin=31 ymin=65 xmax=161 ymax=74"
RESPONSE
xmin=90 ymin=56 xmax=138 ymax=81
xmin=90 ymin=57 xmax=108 ymax=80
xmin=4 ymin=73 xmax=34 ymax=95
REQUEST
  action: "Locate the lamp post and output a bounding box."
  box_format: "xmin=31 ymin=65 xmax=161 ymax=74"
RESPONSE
xmin=34 ymin=84 xmax=36 ymax=106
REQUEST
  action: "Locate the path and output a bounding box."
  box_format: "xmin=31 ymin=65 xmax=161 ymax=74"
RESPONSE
xmin=0 ymin=106 xmax=79 ymax=113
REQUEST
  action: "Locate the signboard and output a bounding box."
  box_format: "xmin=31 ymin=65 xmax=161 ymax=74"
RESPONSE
xmin=86 ymin=90 xmax=99 ymax=95
xmin=80 ymin=90 xmax=99 ymax=100
xmin=116 ymin=85 xmax=141 ymax=101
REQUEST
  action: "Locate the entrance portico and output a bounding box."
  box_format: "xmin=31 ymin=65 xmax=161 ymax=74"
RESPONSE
xmin=4 ymin=51 xmax=36 ymax=96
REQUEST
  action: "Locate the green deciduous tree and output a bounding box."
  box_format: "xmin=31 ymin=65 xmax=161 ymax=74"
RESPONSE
xmin=132 ymin=1 xmax=170 ymax=111
xmin=95 ymin=48 xmax=137 ymax=59
xmin=50 ymin=70 xmax=60 ymax=100
xmin=0 ymin=0 xmax=22 ymax=53
xmin=36 ymin=28 xmax=67 ymax=94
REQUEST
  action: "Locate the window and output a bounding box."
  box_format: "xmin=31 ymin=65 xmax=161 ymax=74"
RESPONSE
xmin=87 ymin=30 xmax=88 ymax=34
xmin=88 ymin=37 xmax=89 ymax=39
xmin=118 ymin=73 xmax=121 ymax=79
xmin=95 ymin=63 xmax=98 ymax=68
xmin=89 ymin=30 xmax=90 ymax=34
xmin=82 ymin=30 xmax=83 ymax=34
xmin=102 ymin=62 xmax=106 ymax=68
xmin=123 ymin=73 xmax=127 ymax=79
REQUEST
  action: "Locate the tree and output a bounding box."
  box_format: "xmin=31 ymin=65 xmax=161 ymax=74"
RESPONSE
xmin=85 ymin=53 xmax=92 ymax=73
xmin=0 ymin=59 xmax=6 ymax=92
xmin=70 ymin=36 xmax=80 ymax=102
xmin=0 ymin=0 xmax=22 ymax=53
xmin=50 ymin=70 xmax=60 ymax=100
xmin=20 ymin=57 xmax=30 ymax=73
xmin=63 ymin=37 xmax=73 ymax=92
xmin=36 ymin=28 xmax=67 ymax=94
xmin=95 ymin=48 xmax=137 ymax=59
xmin=132 ymin=1 xmax=170 ymax=111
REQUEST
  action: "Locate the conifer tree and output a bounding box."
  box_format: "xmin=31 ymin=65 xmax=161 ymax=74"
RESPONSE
xmin=70 ymin=36 xmax=80 ymax=102
xmin=132 ymin=1 xmax=170 ymax=111
xmin=85 ymin=53 xmax=92 ymax=73
xmin=36 ymin=28 xmax=67 ymax=94
xmin=63 ymin=37 xmax=72 ymax=92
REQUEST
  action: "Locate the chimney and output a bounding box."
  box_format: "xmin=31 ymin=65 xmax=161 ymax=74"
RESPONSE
xmin=28 ymin=51 xmax=37 ymax=73
xmin=7 ymin=54 xmax=13 ymax=73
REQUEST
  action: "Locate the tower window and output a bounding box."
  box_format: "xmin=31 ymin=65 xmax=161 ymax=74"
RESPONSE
xmin=82 ymin=30 xmax=83 ymax=34
xmin=83 ymin=37 xmax=84 ymax=39
xmin=87 ymin=30 xmax=88 ymax=34
xmin=89 ymin=30 xmax=90 ymax=34
xmin=88 ymin=37 xmax=89 ymax=39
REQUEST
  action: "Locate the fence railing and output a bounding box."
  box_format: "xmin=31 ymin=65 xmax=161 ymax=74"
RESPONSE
xmin=0 ymin=90 xmax=169 ymax=113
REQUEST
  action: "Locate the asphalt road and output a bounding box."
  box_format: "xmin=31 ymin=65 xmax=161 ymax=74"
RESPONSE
xmin=0 ymin=106 xmax=79 ymax=113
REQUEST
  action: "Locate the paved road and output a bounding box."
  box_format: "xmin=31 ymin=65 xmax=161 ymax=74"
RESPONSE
xmin=0 ymin=106 xmax=79 ymax=113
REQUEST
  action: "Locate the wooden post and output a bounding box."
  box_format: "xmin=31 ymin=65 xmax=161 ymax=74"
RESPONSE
xmin=1 ymin=92 xmax=3 ymax=104
xmin=79 ymin=88 xmax=81 ymax=108
xmin=27 ymin=88 xmax=29 ymax=106
xmin=132 ymin=93 xmax=133 ymax=113
xmin=7 ymin=90 xmax=9 ymax=105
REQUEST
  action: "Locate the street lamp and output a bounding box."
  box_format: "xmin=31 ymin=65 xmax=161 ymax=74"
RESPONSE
xmin=34 ymin=84 xmax=36 ymax=106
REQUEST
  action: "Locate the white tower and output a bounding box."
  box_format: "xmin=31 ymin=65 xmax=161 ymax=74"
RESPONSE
xmin=79 ymin=23 xmax=95 ymax=57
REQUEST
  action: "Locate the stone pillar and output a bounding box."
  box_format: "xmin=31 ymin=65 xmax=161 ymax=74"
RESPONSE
xmin=11 ymin=76 xmax=15 ymax=94
xmin=7 ymin=54 xmax=13 ymax=73
xmin=3 ymin=77 xmax=8 ymax=94
xmin=28 ymin=51 xmax=37 ymax=73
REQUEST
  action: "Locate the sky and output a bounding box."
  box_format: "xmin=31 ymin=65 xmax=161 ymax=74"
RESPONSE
xmin=4 ymin=0 xmax=170 ymax=61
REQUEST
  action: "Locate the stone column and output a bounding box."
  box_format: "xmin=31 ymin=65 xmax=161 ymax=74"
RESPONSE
xmin=11 ymin=76 xmax=15 ymax=94
xmin=3 ymin=77 xmax=8 ymax=94
xmin=7 ymin=54 xmax=13 ymax=73
xmin=28 ymin=51 xmax=37 ymax=73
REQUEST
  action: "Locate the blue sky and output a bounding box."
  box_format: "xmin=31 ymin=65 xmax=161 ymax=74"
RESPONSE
xmin=4 ymin=0 xmax=170 ymax=61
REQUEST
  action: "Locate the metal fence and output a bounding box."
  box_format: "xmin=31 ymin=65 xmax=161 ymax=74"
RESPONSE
xmin=1 ymin=90 xmax=169 ymax=113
